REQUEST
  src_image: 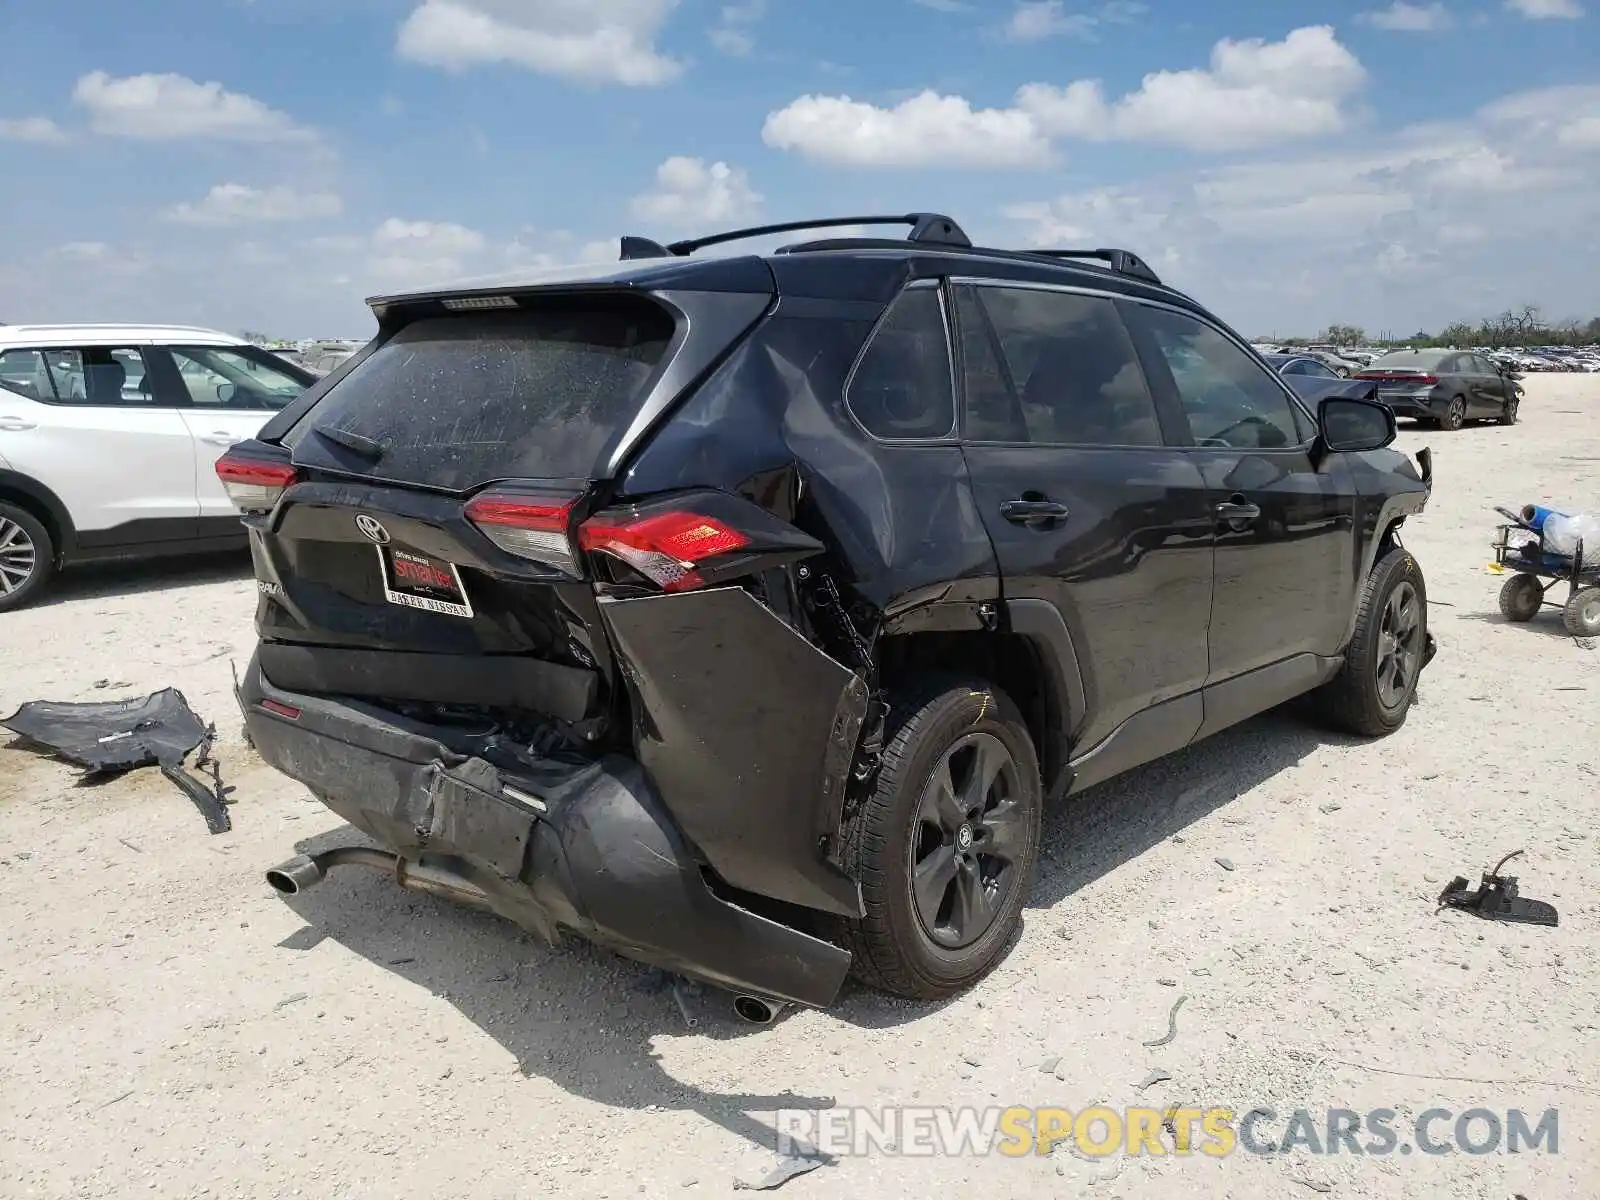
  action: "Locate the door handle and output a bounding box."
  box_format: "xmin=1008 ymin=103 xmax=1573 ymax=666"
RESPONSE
xmin=1000 ymin=498 xmax=1070 ymax=526
xmin=0 ymin=418 xmax=37 ymax=432
xmin=201 ymin=432 xmax=240 ymax=446
xmin=1215 ymin=496 xmax=1261 ymax=523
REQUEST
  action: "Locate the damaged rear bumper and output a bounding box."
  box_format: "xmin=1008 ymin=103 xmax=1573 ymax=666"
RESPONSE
xmin=238 ymin=655 xmax=852 ymax=1008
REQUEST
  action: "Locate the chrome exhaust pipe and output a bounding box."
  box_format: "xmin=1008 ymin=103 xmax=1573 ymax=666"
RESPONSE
xmin=265 ymin=848 xmax=491 ymax=911
xmin=732 ymin=994 xmax=784 ymax=1025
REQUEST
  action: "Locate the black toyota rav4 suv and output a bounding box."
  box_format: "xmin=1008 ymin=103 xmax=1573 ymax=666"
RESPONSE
xmin=227 ymin=214 xmax=1436 ymax=1012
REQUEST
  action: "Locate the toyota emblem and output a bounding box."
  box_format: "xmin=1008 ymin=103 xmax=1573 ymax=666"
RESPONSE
xmin=355 ymin=514 xmax=390 ymax=544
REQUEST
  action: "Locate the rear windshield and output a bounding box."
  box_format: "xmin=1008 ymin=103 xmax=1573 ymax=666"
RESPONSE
xmin=1368 ymin=351 xmax=1447 ymax=370
xmin=286 ymin=298 xmax=675 ymax=490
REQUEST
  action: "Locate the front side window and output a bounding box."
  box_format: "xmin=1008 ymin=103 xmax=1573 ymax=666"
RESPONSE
xmin=1135 ymin=307 xmax=1311 ymax=449
xmin=847 ymin=286 xmax=956 ymax=440
xmin=2 ymin=347 xmax=152 ymax=405
xmin=956 ymin=284 xmax=1162 ymax=447
xmin=168 ymin=346 xmax=310 ymax=410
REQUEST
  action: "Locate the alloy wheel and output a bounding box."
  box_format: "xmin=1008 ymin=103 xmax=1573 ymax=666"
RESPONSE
xmin=1445 ymin=398 xmax=1465 ymax=430
xmin=909 ymin=732 xmax=1026 ymax=949
xmin=1375 ymin=581 xmax=1422 ymax=710
xmin=0 ymin=517 xmax=37 ymax=597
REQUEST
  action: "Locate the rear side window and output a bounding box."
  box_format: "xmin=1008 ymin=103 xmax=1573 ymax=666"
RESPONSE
xmin=846 ymin=286 xmax=956 ymax=440
xmin=956 ymin=284 xmax=1162 ymax=447
xmin=0 ymin=347 xmax=152 ymax=405
xmin=287 ymin=299 xmax=675 ymax=490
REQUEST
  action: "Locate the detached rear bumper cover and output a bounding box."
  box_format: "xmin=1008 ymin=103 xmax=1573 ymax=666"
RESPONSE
xmin=239 ymin=656 xmax=852 ymax=1007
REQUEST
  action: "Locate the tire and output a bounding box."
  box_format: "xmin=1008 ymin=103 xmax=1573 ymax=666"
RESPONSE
xmin=837 ymin=674 xmax=1042 ymax=999
xmin=1497 ymin=573 xmax=1543 ymax=622
xmin=1499 ymin=395 xmax=1519 ymax=425
xmin=0 ymin=502 xmax=55 ymax=613
xmin=1563 ymin=587 xmax=1600 ymax=638
xmin=1317 ymin=546 xmax=1428 ymax=737
xmin=1441 ymin=396 xmax=1466 ymax=431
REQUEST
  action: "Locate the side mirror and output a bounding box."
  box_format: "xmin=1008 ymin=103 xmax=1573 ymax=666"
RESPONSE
xmin=215 ymin=381 xmax=236 ymax=404
xmin=1319 ymin=396 xmax=1395 ymax=453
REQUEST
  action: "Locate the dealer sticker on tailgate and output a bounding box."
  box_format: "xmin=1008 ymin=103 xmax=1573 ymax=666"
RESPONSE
xmin=375 ymin=544 xmax=475 ymax=618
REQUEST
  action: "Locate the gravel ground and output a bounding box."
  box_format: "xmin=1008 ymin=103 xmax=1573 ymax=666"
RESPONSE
xmin=2 ymin=375 xmax=1597 ymax=1199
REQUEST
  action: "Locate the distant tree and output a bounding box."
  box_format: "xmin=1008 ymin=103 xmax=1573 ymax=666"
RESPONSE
xmin=238 ymin=329 xmax=269 ymax=346
xmin=1438 ymin=322 xmax=1475 ymax=347
xmin=1322 ymin=323 xmax=1366 ymax=346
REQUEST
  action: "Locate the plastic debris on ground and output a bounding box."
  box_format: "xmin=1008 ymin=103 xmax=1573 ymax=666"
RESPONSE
xmin=1 ymin=688 xmax=232 ymax=833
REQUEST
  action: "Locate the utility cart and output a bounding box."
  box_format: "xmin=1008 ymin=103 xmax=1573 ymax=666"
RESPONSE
xmin=1492 ymin=506 xmax=1600 ymax=638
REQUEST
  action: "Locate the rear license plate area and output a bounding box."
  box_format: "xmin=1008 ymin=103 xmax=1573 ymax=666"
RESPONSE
xmin=376 ymin=544 xmax=474 ymax=618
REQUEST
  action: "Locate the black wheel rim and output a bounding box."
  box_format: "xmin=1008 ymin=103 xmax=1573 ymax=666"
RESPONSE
xmin=1376 ymin=581 xmax=1422 ymax=709
xmin=0 ymin=517 xmax=37 ymax=597
xmin=909 ymin=732 xmax=1024 ymax=949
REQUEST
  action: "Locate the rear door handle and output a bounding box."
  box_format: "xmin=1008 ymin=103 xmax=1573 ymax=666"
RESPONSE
xmin=1215 ymin=498 xmax=1261 ymax=522
xmin=0 ymin=417 xmax=36 ymax=432
xmin=1001 ymin=499 xmax=1070 ymax=525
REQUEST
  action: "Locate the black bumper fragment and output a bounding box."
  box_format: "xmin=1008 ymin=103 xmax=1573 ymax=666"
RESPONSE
xmin=240 ymin=656 xmax=852 ymax=1008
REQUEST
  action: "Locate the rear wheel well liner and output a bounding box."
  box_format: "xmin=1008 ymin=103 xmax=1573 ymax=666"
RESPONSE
xmin=876 ymin=624 xmax=1073 ymax=801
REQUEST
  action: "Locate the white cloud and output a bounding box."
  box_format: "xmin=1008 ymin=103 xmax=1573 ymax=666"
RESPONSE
xmin=0 ymin=116 xmax=67 ymax=144
xmin=764 ymin=26 xmax=1366 ymax=166
xmin=368 ymin=217 xmax=488 ymax=285
xmin=1357 ymin=2 xmax=1454 ymax=31
xmin=72 ymin=71 xmax=315 ymax=142
xmin=168 ymin=184 xmax=343 ymax=225
xmin=1004 ymin=2 xmax=1096 ymax=40
xmin=762 ymin=90 xmax=1052 ymax=167
xmin=709 ymin=0 xmax=763 ymax=55
xmin=396 ymin=0 xmax=681 ymax=86
xmin=1001 ymin=1 xmax=1143 ymax=41
xmin=1020 ymin=25 xmax=1367 ymax=150
xmin=630 ymin=156 xmax=762 ymax=225
xmin=1002 ymin=82 xmax=1600 ymax=336
xmin=1505 ymin=0 xmax=1584 ymax=17
xmin=1561 ymin=115 xmax=1600 ymax=145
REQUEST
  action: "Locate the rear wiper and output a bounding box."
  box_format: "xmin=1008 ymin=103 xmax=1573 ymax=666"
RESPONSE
xmin=311 ymin=424 xmax=384 ymax=461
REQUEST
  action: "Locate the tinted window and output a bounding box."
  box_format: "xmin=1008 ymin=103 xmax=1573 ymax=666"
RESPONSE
xmin=1369 ymin=351 xmax=1448 ymax=372
xmin=957 ymin=285 xmax=1161 ymax=446
xmin=286 ymin=299 xmax=674 ymax=490
xmin=169 ymin=346 xmax=309 ymax=410
xmin=1281 ymin=359 xmax=1309 ymax=375
xmin=847 ymin=286 xmax=955 ymax=440
xmin=1 ymin=347 xmax=153 ymax=406
xmin=1137 ymin=307 xmax=1310 ymax=449
xmin=1303 ymin=361 xmax=1339 ymax=378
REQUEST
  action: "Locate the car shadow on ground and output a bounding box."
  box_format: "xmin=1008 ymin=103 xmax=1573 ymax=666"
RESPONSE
xmin=274 ymin=704 xmax=1347 ymax=1151
xmin=1453 ymin=607 xmax=1583 ymax=640
xmin=37 ymin=551 xmax=251 ymax=607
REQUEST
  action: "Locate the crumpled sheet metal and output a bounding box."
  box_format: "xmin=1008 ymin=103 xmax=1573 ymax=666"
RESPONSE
xmin=2 ymin=688 xmax=230 ymax=833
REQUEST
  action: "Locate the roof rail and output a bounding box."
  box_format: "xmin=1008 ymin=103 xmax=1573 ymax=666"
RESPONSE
xmin=1030 ymin=248 xmax=1161 ymax=286
xmin=618 ymin=213 xmax=972 ymax=260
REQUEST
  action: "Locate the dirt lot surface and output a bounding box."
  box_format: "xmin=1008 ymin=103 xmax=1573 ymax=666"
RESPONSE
xmin=2 ymin=376 xmax=1598 ymax=1199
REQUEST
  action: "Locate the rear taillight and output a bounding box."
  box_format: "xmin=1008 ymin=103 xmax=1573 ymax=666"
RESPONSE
xmin=464 ymin=493 xmax=579 ymax=573
xmin=216 ymin=452 xmax=298 ymax=513
xmin=578 ymin=510 xmax=751 ymax=592
xmin=1356 ymin=372 xmax=1435 ymax=385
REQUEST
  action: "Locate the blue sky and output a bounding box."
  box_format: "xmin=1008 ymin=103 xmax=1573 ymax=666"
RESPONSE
xmin=2 ymin=0 xmax=1597 ymax=339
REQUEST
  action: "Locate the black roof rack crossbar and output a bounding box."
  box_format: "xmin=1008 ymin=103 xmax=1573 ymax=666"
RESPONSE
xmin=630 ymin=213 xmax=971 ymax=258
xmin=1030 ymin=247 xmax=1162 ymax=286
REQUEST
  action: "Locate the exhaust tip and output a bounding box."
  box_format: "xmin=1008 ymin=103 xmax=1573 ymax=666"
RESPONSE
xmin=733 ymin=995 xmax=782 ymax=1025
xmin=266 ymin=854 xmax=325 ymax=896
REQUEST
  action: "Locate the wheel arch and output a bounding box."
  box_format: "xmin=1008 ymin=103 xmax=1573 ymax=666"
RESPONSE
xmin=876 ymin=602 xmax=1084 ymax=802
xmin=0 ymin=470 xmax=74 ymax=561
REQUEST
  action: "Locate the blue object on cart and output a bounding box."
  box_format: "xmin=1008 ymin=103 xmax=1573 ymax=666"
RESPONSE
xmin=1519 ymin=504 xmax=1566 ymax=532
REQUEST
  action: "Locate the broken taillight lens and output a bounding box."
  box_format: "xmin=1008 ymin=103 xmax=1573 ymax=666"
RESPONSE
xmin=464 ymin=493 xmax=579 ymax=574
xmin=216 ymin=452 xmax=298 ymax=513
xmin=578 ymin=509 xmax=751 ymax=592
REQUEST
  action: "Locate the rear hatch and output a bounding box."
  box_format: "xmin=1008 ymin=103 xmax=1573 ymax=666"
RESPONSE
xmin=230 ymin=284 xmax=772 ymax=733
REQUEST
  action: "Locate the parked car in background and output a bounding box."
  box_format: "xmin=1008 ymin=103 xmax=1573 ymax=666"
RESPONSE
xmin=297 ymin=341 xmax=360 ymax=376
xmin=1263 ymin=354 xmax=1379 ymax=408
xmin=0 ymin=323 xmax=317 ymax=609
xmin=1355 ymin=349 xmax=1519 ymax=431
xmin=227 ymin=212 xmax=1436 ymax=1012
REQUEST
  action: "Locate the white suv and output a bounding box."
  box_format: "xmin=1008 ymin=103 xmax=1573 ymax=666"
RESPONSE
xmin=0 ymin=323 xmax=319 ymax=610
